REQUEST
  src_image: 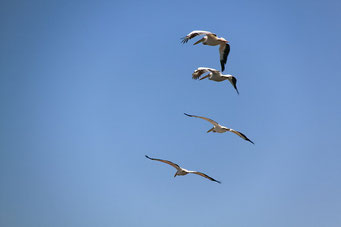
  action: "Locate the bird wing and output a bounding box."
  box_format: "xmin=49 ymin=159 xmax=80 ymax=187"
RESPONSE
xmin=145 ymin=155 xmax=181 ymax=170
xmin=226 ymin=75 xmax=239 ymax=94
xmin=188 ymin=171 xmax=221 ymax=183
xmin=207 ymin=33 xmax=218 ymax=39
xmin=219 ymin=43 xmax=230 ymax=72
xmin=229 ymin=129 xmax=254 ymax=144
xmin=181 ymin=30 xmax=215 ymax=44
xmin=184 ymin=113 xmax=220 ymax=127
xmin=192 ymin=67 xmax=219 ymax=80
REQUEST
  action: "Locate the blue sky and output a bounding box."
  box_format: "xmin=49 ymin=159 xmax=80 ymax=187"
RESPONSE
xmin=1 ymin=0 xmax=341 ymax=226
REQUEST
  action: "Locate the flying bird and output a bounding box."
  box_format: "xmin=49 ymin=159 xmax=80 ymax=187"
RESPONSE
xmin=145 ymin=155 xmax=221 ymax=184
xmin=184 ymin=113 xmax=254 ymax=144
xmin=181 ymin=30 xmax=230 ymax=72
xmin=192 ymin=67 xmax=239 ymax=94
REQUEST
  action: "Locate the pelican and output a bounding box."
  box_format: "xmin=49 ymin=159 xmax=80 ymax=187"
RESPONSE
xmin=192 ymin=67 xmax=239 ymax=94
xmin=145 ymin=155 xmax=221 ymax=184
xmin=184 ymin=113 xmax=254 ymax=144
xmin=181 ymin=30 xmax=230 ymax=72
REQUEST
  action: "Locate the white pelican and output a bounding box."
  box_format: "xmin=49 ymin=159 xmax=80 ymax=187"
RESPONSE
xmin=145 ymin=155 xmax=221 ymax=184
xmin=192 ymin=67 xmax=239 ymax=94
xmin=184 ymin=113 xmax=254 ymax=144
xmin=181 ymin=30 xmax=230 ymax=72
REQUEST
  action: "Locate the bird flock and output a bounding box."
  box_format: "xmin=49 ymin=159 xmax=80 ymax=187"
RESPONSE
xmin=146 ymin=30 xmax=254 ymax=184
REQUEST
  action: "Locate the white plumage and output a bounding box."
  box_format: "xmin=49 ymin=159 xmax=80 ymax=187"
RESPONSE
xmin=181 ymin=30 xmax=230 ymax=72
xmin=192 ymin=67 xmax=239 ymax=94
xmin=184 ymin=113 xmax=254 ymax=144
xmin=145 ymin=155 xmax=221 ymax=183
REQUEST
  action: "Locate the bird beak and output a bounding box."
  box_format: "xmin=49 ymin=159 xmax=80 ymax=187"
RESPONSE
xmin=199 ymin=75 xmax=210 ymax=80
xmin=193 ymin=38 xmax=204 ymax=45
xmin=174 ymin=173 xmax=177 ymax=178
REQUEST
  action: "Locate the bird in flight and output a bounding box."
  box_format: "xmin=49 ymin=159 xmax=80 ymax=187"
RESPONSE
xmin=184 ymin=113 xmax=254 ymax=144
xmin=181 ymin=30 xmax=230 ymax=72
xmin=145 ymin=155 xmax=221 ymax=184
xmin=192 ymin=67 xmax=239 ymax=94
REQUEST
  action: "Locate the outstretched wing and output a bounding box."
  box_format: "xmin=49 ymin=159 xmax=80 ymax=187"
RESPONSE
xmin=145 ymin=155 xmax=181 ymax=170
xmin=184 ymin=113 xmax=220 ymax=127
xmin=219 ymin=43 xmax=230 ymax=72
xmin=189 ymin=171 xmax=221 ymax=184
xmin=192 ymin=67 xmax=218 ymax=80
xmin=229 ymin=129 xmax=254 ymax=144
xmin=181 ymin=30 xmax=215 ymax=44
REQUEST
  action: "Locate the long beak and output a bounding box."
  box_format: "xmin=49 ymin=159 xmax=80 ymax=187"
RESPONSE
xmin=199 ymin=75 xmax=210 ymax=80
xmin=193 ymin=38 xmax=204 ymax=45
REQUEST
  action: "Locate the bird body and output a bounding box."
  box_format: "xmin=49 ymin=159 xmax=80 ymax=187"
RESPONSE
xmin=208 ymin=73 xmax=228 ymax=82
xmin=210 ymin=125 xmax=229 ymax=133
xmin=145 ymin=155 xmax=221 ymax=183
xmin=200 ymin=35 xmax=227 ymax=46
xmin=184 ymin=113 xmax=254 ymax=144
xmin=175 ymin=168 xmax=189 ymax=176
xmin=181 ymin=30 xmax=226 ymax=46
xmin=181 ymin=30 xmax=230 ymax=71
xmin=192 ymin=67 xmax=239 ymax=94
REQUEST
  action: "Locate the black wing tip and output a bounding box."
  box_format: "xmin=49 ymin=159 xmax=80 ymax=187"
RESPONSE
xmin=145 ymin=155 xmax=151 ymax=159
xmin=220 ymin=44 xmax=229 ymax=72
xmin=184 ymin=113 xmax=192 ymax=117
xmin=220 ymin=61 xmax=225 ymax=72
xmin=208 ymin=176 xmax=221 ymax=183
xmin=225 ymin=43 xmax=231 ymax=53
xmin=237 ymin=131 xmax=254 ymax=144
xmin=246 ymin=138 xmax=255 ymax=144
xmin=234 ymin=84 xmax=239 ymax=94
xmin=181 ymin=37 xmax=188 ymax=44
xmin=231 ymin=77 xmax=239 ymax=94
xmin=192 ymin=73 xmax=199 ymax=80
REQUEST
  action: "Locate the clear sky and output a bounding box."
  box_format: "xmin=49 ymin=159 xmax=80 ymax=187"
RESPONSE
xmin=1 ymin=0 xmax=341 ymax=226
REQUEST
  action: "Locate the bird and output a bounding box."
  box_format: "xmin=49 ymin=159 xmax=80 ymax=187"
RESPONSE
xmin=145 ymin=155 xmax=221 ymax=184
xmin=184 ymin=113 xmax=254 ymax=144
xmin=192 ymin=67 xmax=239 ymax=94
xmin=181 ymin=30 xmax=230 ymax=72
